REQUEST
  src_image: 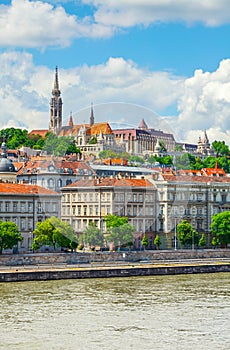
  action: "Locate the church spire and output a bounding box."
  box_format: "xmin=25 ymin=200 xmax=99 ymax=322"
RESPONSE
xmin=68 ymin=111 xmax=73 ymax=127
xmin=90 ymin=102 xmax=95 ymax=126
xmin=49 ymin=66 xmax=63 ymax=135
xmin=53 ymin=66 xmax=59 ymax=91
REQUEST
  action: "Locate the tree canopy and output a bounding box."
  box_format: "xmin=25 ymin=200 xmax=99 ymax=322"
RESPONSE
xmin=177 ymin=220 xmax=199 ymax=248
xmin=32 ymin=217 xmax=78 ymax=251
xmin=0 ymin=221 xmax=22 ymax=254
xmin=210 ymin=211 xmax=230 ymax=248
xmin=80 ymin=223 xmax=104 ymax=249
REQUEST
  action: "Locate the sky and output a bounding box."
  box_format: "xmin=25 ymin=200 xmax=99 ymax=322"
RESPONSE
xmin=1 ymin=0 xmax=230 ymax=145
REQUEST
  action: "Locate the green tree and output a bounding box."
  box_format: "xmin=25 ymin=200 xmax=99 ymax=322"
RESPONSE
xmin=109 ymin=223 xmax=135 ymax=250
xmin=177 ymin=220 xmax=199 ymax=248
xmin=129 ymin=155 xmax=145 ymax=164
xmin=89 ymin=136 xmax=97 ymax=144
xmin=81 ymin=223 xmax=104 ymax=249
xmin=210 ymin=211 xmax=230 ymax=248
xmin=142 ymin=233 xmax=149 ymax=250
xmin=174 ymin=144 xmax=183 ymax=152
xmin=198 ymin=233 xmax=206 ymax=248
xmin=104 ymin=214 xmax=128 ymax=229
xmin=154 ymin=234 xmax=161 ymax=250
xmin=0 ymin=221 xmax=22 ymax=254
xmin=98 ymin=150 xmax=119 ymax=159
xmin=32 ymin=217 xmax=78 ymax=251
xmin=159 ymin=141 xmax=167 ymax=152
xmin=212 ymin=140 xmax=229 ymax=157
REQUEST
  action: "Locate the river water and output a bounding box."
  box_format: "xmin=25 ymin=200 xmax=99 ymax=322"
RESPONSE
xmin=0 ymin=273 xmax=229 ymax=350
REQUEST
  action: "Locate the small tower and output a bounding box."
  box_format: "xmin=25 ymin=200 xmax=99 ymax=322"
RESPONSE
xmin=90 ymin=102 xmax=95 ymax=127
xmin=49 ymin=66 xmax=63 ymax=135
xmin=68 ymin=112 xmax=74 ymax=127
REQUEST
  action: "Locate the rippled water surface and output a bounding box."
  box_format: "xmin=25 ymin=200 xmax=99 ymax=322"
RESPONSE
xmin=0 ymin=273 xmax=229 ymax=350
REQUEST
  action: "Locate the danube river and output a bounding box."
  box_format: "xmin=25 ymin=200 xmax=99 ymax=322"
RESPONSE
xmin=0 ymin=273 xmax=229 ymax=350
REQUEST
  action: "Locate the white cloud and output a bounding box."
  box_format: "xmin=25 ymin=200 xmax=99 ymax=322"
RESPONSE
xmin=85 ymin=0 xmax=230 ymax=27
xmin=177 ymin=59 xmax=230 ymax=144
xmin=0 ymin=52 xmax=230 ymax=145
xmin=0 ymin=0 xmax=113 ymax=48
xmin=1 ymin=0 xmax=230 ymax=49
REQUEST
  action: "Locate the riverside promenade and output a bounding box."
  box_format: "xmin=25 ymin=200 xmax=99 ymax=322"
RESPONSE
xmin=0 ymin=250 xmax=230 ymax=282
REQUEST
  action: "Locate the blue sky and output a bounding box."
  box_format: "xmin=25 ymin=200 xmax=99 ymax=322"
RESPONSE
xmin=1 ymin=0 xmax=230 ymax=144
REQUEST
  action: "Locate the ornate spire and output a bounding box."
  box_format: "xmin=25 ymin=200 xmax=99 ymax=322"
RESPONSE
xmin=68 ymin=112 xmax=73 ymax=127
xmin=53 ymin=66 xmax=59 ymax=92
xmin=90 ymin=102 xmax=95 ymax=126
xmin=49 ymin=66 xmax=63 ymax=134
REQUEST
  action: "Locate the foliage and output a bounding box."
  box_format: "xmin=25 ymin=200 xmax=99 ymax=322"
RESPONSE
xmin=177 ymin=220 xmax=199 ymax=247
xmin=159 ymin=141 xmax=167 ymax=152
xmin=174 ymin=144 xmax=183 ymax=152
xmin=108 ymin=223 xmax=135 ymax=249
xmin=80 ymin=223 xmax=104 ymax=249
xmin=128 ymin=155 xmax=145 ymax=164
xmin=212 ymin=140 xmax=229 ymax=157
xmin=174 ymin=153 xmax=196 ymax=170
xmin=104 ymin=214 xmax=128 ymax=229
xmin=141 ymin=233 xmax=149 ymax=249
xmin=0 ymin=221 xmax=23 ymax=253
xmin=210 ymin=211 xmax=230 ymax=248
xmin=211 ymin=237 xmax=220 ymax=249
xmin=89 ymin=136 xmax=97 ymax=144
xmin=43 ymin=133 xmax=76 ymax=156
xmin=32 ymin=217 xmax=78 ymax=251
xmin=66 ymin=141 xmax=81 ymax=155
xmin=198 ymin=233 xmax=206 ymax=248
xmin=154 ymin=234 xmax=161 ymax=249
xmin=98 ymin=150 xmax=120 ymax=159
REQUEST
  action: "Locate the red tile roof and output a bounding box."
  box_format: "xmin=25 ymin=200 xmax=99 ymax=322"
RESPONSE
xmin=29 ymin=129 xmax=48 ymax=138
xmin=0 ymin=183 xmax=59 ymax=195
xmin=161 ymin=174 xmax=230 ymax=183
xmin=63 ymin=177 xmax=154 ymax=189
xmin=17 ymin=159 xmax=94 ymax=175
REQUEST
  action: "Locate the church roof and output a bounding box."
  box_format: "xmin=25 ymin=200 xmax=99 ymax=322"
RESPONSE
xmin=86 ymin=122 xmax=113 ymax=135
xmin=138 ymin=118 xmax=148 ymax=129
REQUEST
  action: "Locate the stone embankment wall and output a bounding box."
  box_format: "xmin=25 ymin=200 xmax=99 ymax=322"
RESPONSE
xmin=1 ymin=264 xmax=230 ymax=283
xmin=0 ymin=249 xmax=229 ymax=266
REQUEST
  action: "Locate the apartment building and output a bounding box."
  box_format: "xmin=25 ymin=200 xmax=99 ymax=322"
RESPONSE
xmin=0 ymin=182 xmax=61 ymax=252
xmin=152 ymin=172 xmax=230 ymax=248
xmin=61 ymin=177 xmax=157 ymax=249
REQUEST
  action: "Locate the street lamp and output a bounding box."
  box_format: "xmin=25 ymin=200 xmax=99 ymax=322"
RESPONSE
xmin=174 ymin=218 xmax=177 ymax=251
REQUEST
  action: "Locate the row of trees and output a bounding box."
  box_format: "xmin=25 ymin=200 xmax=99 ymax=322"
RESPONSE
xmin=1 ymin=211 xmax=229 ymax=254
xmin=98 ymin=140 xmax=230 ymax=172
xmin=0 ymin=128 xmax=81 ymax=156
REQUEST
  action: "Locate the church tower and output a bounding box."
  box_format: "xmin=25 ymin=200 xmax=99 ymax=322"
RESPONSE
xmin=90 ymin=102 xmax=95 ymax=126
xmin=49 ymin=66 xmax=63 ymax=134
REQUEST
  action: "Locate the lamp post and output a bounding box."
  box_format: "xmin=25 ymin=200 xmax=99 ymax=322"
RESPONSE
xmin=174 ymin=217 xmax=177 ymax=251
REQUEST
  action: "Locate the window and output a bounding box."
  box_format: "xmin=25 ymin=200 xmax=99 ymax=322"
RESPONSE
xmin=89 ymin=193 xmax=93 ymax=202
xmin=83 ymin=206 xmax=87 ymax=215
xmin=133 ymin=194 xmax=137 ymax=202
xmin=95 ymin=206 xmax=98 ymax=215
xmin=72 ymin=206 xmax=76 ymax=215
xmin=21 ymin=218 xmax=26 ymax=230
xmin=48 ymin=178 xmax=54 ymax=188
xmin=13 ymin=202 xmax=18 ymax=212
xmin=78 ymin=194 xmax=81 ymax=202
xmin=106 ymin=193 xmax=110 ymax=202
xmin=72 ymin=194 xmax=76 ymax=202
xmin=77 ymin=206 xmax=81 ymax=215
xmin=89 ymin=206 xmax=93 ymax=215
xmin=21 ymin=202 xmax=25 ymax=212
xmin=139 ymin=194 xmax=143 ymax=202
xmin=28 ymin=202 xmax=33 ymax=213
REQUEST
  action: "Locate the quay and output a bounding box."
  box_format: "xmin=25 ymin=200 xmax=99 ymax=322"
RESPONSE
xmin=0 ymin=250 xmax=230 ymax=282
